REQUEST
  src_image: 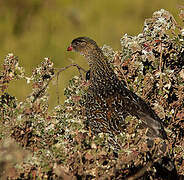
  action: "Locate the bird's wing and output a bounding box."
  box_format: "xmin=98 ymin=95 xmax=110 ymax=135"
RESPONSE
xmin=120 ymin=87 xmax=167 ymax=139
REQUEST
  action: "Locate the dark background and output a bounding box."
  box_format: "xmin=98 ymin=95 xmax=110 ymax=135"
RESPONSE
xmin=0 ymin=0 xmax=182 ymax=108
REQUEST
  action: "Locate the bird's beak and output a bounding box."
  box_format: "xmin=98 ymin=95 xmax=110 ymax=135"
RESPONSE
xmin=67 ymin=45 xmax=73 ymax=51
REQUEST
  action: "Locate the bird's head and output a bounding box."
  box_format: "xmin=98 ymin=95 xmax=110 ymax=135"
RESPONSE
xmin=67 ymin=37 xmax=116 ymax=83
xmin=67 ymin=37 xmax=100 ymax=58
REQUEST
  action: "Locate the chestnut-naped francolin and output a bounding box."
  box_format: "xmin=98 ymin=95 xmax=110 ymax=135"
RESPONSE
xmin=67 ymin=37 xmax=167 ymax=140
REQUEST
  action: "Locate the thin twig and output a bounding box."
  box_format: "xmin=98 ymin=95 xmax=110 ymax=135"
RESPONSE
xmin=25 ymin=63 xmax=87 ymax=105
xmin=55 ymin=63 xmax=87 ymax=76
xmin=56 ymin=73 xmax=60 ymax=104
xmin=55 ymin=63 xmax=87 ymax=104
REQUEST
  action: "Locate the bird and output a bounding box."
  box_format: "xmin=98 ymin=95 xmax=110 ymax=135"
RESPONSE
xmin=67 ymin=37 xmax=167 ymax=140
xmin=67 ymin=37 xmax=180 ymax=179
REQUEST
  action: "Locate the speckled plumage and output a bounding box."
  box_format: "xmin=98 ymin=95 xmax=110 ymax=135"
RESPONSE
xmin=67 ymin=37 xmax=167 ymax=140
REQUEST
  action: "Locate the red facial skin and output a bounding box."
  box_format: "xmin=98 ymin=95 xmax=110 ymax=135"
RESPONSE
xmin=67 ymin=45 xmax=73 ymax=51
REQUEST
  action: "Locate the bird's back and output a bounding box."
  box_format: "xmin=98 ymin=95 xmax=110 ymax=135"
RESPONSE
xmin=67 ymin=36 xmax=167 ymax=140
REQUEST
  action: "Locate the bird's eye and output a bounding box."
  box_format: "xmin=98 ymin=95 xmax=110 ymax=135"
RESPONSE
xmin=80 ymin=42 xmax=86 ymax=46
xmin=72 ymin=40 xmax=86 ymax=47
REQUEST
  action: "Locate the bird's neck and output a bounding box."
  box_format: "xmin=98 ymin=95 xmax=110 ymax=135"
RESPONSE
xmin=85 ymin=48 xmax=118 ymax=87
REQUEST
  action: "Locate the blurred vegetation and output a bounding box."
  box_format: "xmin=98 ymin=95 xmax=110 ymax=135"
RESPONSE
xmin=0 ymin=0 xmax=182 ymax=108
